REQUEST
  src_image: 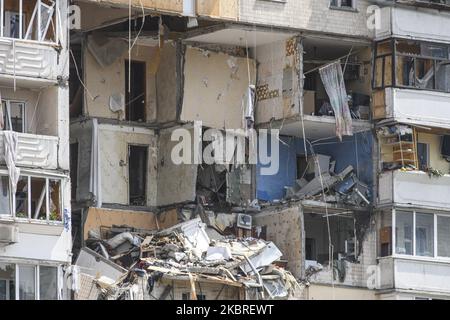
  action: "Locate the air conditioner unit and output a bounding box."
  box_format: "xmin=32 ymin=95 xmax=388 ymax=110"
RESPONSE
xmin=237 ymin=214 xmax=252 ymax=230
xmin=0 ymin=225 xmax=19 ymax=246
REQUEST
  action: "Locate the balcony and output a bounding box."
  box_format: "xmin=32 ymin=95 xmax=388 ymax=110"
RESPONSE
xmin=0 ymin=131 xmax=58 ymax=169
xmin=0 ymin=39 xmax=58 ymax=84
xmin=378 ymin=170 xmax=450 ymax=210
xmin=0 ymin=0 xmax=62 ymax=85
xmin=375 ymin=6 xmax=450 ymax=44
xmin=373 ymin=88 xmax=450 ymax=130
xmin=378 ymin=256 xmax=450 ymax=294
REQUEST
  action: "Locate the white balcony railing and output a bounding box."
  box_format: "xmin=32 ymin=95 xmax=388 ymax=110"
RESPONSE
xmin=380 ymin=88 xmax=450 ymax=130
xmin=376 ymin=6 xmax=450 ymax=44
xmin=378 ymin=256 xmax=450 ymax=294
xmin=0 ymin=38 xmax=57 ymax=80
xmin=0 ymin=131 xmax=58 ymax=169
xmin=378 ymin=170 xmax=450 ymax=210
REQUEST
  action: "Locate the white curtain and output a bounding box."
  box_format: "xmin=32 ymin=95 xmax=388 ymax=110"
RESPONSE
xmin=319 ymin=61 xmax=353 ymax=140
xmin=3 ymin=131 xmax=20 ymax=194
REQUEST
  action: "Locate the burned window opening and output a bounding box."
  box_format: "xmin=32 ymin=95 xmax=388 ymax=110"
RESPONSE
xmin=70 ymin=143 xmax=79 ymax=200
xmin=69 ymin=45 xmax=83 ymax=119
xmin=125 ymin=60 xmax=146 ymax=122
xmin=128 ymin=145 xmax=148 ymax=206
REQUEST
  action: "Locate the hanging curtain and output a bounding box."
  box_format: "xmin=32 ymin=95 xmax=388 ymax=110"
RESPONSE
xmin=319 ymin=61 xmax=353 ymax=141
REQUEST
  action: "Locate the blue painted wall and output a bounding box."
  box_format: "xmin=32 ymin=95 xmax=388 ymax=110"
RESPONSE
xmin=256 ymin=131 xmax=373 ymax=201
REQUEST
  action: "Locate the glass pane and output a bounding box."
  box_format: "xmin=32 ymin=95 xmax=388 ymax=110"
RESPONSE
xmin=416 ymin=213 xmax=434 ymax=257
xmin=420 ymin=43 xmax=449 ymax=59
xmin=0 ymin=175 xmax=11 ymax=215
xmin=16 ymin=176 xmax=29 ymax=218
xmin=9 ymin=102 xmax=24 ymax=133
xmin=437 ymin=216 xmax=450 ymax=258
xmin=39 ymin=266 xmax=57 ymax=300
xmin=0 ymin=263 xmax=15 ymax=300
xmin=18 ymin=265 xmax=35 ymax=300
xmin=49 ymin=180 xmax=62 ymax=221
xmin=395 ymin=211 xmax=413 ymax=255
xmin=1 ymin=102 xmax=6 ymax=130
xmin=435 ymin=63 xmax=450 ymax=93
xmin=31 ymin=178 xmax=47 ymax=220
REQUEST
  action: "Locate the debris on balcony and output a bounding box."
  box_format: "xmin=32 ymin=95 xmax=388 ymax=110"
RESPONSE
xmin=284 ymin=154 xmax=370 ymax=207
xmin=378 ymin=124 xmax=418 ymax=172
xmin=76 ymin=217 xmax=304 ymax=300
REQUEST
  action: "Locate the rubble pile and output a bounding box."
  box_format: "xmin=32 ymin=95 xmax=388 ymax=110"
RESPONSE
xmin=77 ymin=218 xmax=304 ymax=300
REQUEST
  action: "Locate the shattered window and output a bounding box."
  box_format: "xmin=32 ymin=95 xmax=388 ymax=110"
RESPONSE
xmin=438 ymin=215 xmax=450 ymax=258
xmin=15 ymin=176 xmax=29 ymax=218
xmin=0 ymin=175 xmax=11 ymax=216
xmin=31 ymin=177 xmax=47 ymax=220
xmin=49 ymin=179 xmax=62 ymax=221
xmin=1 ymin=101 xmax=25 ymax=133
xmin=395 ymin=211 xmax=413 ymax=255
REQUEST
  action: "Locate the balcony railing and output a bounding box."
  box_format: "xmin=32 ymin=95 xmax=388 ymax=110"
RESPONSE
xmin=378 ymin=256 xmax=450 ymax=294
xmin=378 ymin=170 xmax=450 ymax=210
xmin=0 ymin=131 xmax=58 ymax=169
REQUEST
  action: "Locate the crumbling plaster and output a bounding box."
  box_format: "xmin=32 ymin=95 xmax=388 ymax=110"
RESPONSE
xmin=181 ymin=46 xmax=256 ymax=130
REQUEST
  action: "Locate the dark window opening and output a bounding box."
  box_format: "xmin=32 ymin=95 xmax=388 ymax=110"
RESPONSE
xmin=69 ymin=45 xmax=83 ymax=118
xmin=70 ymin=143 xmax=79 ymax=200
xmin=182 ymin=293 xmax=206 ymax=300
xmin=417 ymin=142 xmax=429 ymax=171
xmin=296 ymin=156 xmax=309 ymax=180
xmin=305 ymin=238 xmax=316 ymax=261
xmin=125 ymin=60 xmax=146 ymax=122
xmin=129 ymin=145 xmax=148 ymax=206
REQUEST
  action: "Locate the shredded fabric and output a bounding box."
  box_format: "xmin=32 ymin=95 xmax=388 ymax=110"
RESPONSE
xmin=319 ymin=61 xmax=353 ymax=141
xmin=3 ymin=131 xmax=20 ymax=194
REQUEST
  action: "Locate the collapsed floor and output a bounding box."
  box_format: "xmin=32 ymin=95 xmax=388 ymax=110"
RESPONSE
xmin=72 ymin=216 xmax=304 ymax=300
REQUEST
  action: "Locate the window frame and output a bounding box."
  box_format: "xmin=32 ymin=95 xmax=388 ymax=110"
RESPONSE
xmin=329 ymin=0 xmax=358 ymax=11
xmin=0 ymin=261 xmax=60 ymax=300
xmin=0 ymin=0 xmax=59 ymax=44
xmin=391 ymin=209 xmax=450 ymax=261
xmin=373 ymin=38 xmax=450 ymax=93
xmin=1 ymin=99 xmax=26 ymax=133
xmin=0 ymin=169 xmax=65 ymax=224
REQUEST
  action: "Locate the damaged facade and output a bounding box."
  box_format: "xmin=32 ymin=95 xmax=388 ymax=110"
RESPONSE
xmin=0 ymin=0 xmax=71 ymax=300
xmin=2 ymin=0 xmax=446 ymax=300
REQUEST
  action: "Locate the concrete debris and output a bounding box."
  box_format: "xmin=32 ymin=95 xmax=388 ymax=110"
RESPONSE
xmin=78 ymin=217 xmax=303 ymax=300
xmin=285 ymin=155 xmax=371 ymax=207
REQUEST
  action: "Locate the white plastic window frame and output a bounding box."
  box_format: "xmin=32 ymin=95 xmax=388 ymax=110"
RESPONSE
xmin=391 ymin=209 xmax=450 ymax=261
xmin=0 ymin=170 xmax=64 ymax=223
xmin=10 ymin=262 xmax=60 ymax=300
xmin=0 ymin=0 xmax=59 ymax=44
xmin=2 ymin=99 xmax=26 ymax=133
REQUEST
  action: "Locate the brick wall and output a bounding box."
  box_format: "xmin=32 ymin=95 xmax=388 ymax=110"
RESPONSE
xmin=239 ymin=0 xmax=373 ymax=38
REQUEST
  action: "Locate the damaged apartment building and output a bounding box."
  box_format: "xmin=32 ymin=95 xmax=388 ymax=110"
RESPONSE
xmin=0 ymin=1 xmax=72 ymax=300
xmin=66 ymin=0 xmax=450 ymax=300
